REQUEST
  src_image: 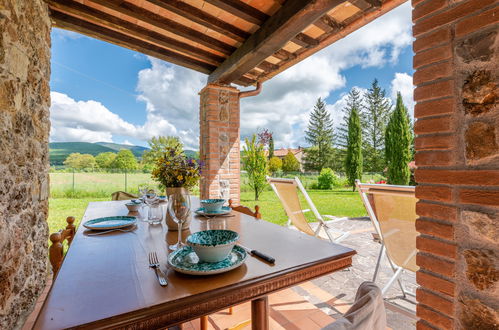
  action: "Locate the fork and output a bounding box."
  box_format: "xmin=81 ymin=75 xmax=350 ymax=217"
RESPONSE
xmin=148 ymin=252 xmax=168 ymax=287
xmin=86 ymin=227 xmax=137 ymax=236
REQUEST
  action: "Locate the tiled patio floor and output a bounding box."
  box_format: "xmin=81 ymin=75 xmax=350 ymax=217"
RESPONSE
xmin=25 ymin=218 xmax=417 ymax=329
xmin=183 ymin=217 xmax=417 ymax=329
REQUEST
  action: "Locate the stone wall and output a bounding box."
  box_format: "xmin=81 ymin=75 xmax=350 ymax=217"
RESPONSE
xmin=412 ymin=0 xmax=498 ymax=328
xmin=199 ymin=84 xmax=241 ymax=204
xmin=0 ymin=0 xmax=51 ymax=328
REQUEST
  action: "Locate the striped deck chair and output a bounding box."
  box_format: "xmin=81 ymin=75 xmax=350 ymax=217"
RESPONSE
xmin=267 ymin=176 xmax=350 ymax=244
xmin=355 ymin=180 xmax=418 ymax=297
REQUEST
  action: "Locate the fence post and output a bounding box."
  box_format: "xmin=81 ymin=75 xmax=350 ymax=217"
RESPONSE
xmin=72 ymin=168 xmax=75 ymax=194
xmin=125 ymin=168 xmax=128 ymax=192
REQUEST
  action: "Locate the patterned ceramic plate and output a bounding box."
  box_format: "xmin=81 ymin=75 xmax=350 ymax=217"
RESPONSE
xmin=83 ymin=216 xmax=137 ymax=231
xmin=168 ymin=245 xmax=247 ymax=275
xmin=194 ymin=206 xmax=231 ymax=217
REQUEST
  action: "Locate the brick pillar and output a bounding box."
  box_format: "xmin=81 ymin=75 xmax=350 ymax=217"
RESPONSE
xmin=412 ymin=0 xmax=498 ymax=329
xmin=199 ymin=83 xmax=241 ymax=204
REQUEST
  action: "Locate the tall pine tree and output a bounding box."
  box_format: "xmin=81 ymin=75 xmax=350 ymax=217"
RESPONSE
xmin=337 ymin=88 xmax=364 ymax=149
xmin=363 ymin=79 xmax=392 ymax=172
xmin=385 ymin=92 xmax=412 ymax=185
xmin=268 ymin=135 xmax=274 ymax=159
xmin=345 ymin=107 xmax=363 ymax=191
xmin=304 ymin=98 xmax=335 ymax=171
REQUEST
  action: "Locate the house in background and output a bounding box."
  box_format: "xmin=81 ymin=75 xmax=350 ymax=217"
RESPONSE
xmin=272 ymin=147 xmax=305 ymax=172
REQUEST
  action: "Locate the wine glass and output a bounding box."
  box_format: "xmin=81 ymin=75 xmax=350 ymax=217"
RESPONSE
xmin=168 ymin=192 xmax=191 ymax=250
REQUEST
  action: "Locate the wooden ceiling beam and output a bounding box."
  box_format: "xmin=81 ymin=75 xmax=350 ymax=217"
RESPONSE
xmin=273 ymin=49 xmax=297 ymax=61
xmin=48 ymin=0 xmax=224 ymax=66
xmin=144 ymin=0 xmax=250 ymax=42
xmin=87 ymin=0 xmax=236 ymax=55
xmin=205 ymin=0 xmax=321 ymax=49
xmin=234 ymin=76 xmax=256 ymax=86
xmin=208 ymin=0 xmax=346 ymax=84
xmin=51 ymin=10 xmax=215 ymax=74
xmin=205 ymin=0 xmax=267 ymax=25
xmin=349 ymin=0 xmax=382 ymax=10
xmin=314 ymin=15 xmax=345 ymax=34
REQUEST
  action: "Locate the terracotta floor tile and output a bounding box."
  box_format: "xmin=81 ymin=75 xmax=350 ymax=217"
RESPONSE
xmin=291 ymin=317 xmax=322 ymax=330
xmin=308 ymin=310 xmax=336 ymax=328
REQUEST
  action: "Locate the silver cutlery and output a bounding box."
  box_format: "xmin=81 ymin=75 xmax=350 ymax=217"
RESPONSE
xmin=149 ymin=252 xmax=168 ymax=286
xmin=86 ymin=227 xmax=137 ymax=236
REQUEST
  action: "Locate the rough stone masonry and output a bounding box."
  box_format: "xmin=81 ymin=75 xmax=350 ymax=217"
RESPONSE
xmin=0 ymin=0 xmax=51 ymax=328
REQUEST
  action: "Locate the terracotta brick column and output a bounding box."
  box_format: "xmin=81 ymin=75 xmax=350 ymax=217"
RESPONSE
xmin=199 ymin=83 xmax=241 ymax=204
xmin=412 ymin=0 xmax=498 ymax=329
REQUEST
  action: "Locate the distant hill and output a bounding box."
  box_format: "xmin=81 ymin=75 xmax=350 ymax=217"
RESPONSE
xmin=50 ymin=141 xmax=198 ymax=165
xmin=50 ymin=142 xmax=115 ymax=165
xmin=95 ymin=142 xmax=149 ymax=158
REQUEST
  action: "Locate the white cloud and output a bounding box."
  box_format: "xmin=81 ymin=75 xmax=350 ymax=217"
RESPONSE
xmin=390 ymin=72 xmax=415 ymax=117
xmin=52 ymin=28 xmax=86 ymax=41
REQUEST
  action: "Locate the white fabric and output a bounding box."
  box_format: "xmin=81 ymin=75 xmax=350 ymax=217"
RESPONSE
xmin=325 ymin=282 xmax=387 ymax=330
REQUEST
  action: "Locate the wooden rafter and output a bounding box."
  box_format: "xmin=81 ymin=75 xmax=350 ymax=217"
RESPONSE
xmin=258 ymin=0 xmax=407 ymax=82
xmin=205 ymin=0 xmax=322 ymax=49
xmin=48 ymin=0 xmax=225 ymax=66
xmin=86 ymin=0 xmax=236 ymax=55
xmin=208 ymin=0 xmax=346 ymax=84
xmin=314 ymin=15 xmax=345 ymax=34
xmin=51 ymin=10 xmax=217 ymax=74
xmin=205 ymin=0 xmax=267 ymax=25
xmin=350 ymin=0 xmax=382 ymax=10
xmin=144 ymin=0 xmax=250 ymax=42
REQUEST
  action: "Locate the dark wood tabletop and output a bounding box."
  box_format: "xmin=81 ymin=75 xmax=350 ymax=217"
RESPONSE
xmin=34 ymin=198 xmax=356 ymax=329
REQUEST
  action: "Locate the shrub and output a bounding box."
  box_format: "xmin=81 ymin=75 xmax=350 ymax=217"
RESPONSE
xmin=282 ymin=151 xmax=300 ymax=173
xmin=317 ymin=168 xmax=339 ymax=190
xmin=268 ymin=156 xmax=282 ymax=174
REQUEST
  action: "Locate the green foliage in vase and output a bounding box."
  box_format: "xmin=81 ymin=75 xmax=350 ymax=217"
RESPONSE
xmin=242 ymin=134 xmax=268 ymax=201
xmin=151 ymin=147 xmax=201 ymax=189
xmin=345 ymin=107 xmax=363 ymax=190
xmin=385 ymin=92 xmax=412 ymax=185
xmin=143 ymin=136 xmax=184 ymax=165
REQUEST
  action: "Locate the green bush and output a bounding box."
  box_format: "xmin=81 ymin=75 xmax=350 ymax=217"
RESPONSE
xmin=268 ymin=156 xmax=282 ymax=174
xmin=317 ymin=168 xmax=339 ymax=190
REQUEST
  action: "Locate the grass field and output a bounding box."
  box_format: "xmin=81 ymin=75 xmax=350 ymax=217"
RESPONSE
xmin=47 ymin=189 xmax=366 ymax=235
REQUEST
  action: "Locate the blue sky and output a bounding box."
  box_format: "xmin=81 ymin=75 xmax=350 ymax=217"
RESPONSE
xmin=49 ymin=2 xmax=414 ymax=150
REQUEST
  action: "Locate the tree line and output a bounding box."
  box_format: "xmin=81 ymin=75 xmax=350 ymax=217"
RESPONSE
xmin=303 ymin=79 xmax=414 ymax=187
xmin=61 ymin=136 xmax=190 ymax=171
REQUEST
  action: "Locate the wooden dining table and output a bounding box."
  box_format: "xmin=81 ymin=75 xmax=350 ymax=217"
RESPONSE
xmin=34 ymin=198 xmax=356 ymax=329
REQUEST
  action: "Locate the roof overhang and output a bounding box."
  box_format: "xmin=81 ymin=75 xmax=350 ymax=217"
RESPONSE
xmin=48 ymin=0 xmax=407 ymax=86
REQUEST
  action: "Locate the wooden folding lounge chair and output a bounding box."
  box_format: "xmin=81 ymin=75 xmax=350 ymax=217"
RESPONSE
xmin=355 ymin=180 xmax=418 ymax=297
xmin=267 ymin=176 xmax=349 ymax=243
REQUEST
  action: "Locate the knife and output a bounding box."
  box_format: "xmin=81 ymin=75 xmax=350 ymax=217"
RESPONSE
xmin=238 ymin=244 xmax=275 ymax=264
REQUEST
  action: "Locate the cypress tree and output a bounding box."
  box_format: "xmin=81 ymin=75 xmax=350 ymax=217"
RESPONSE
xmin=268 ymin=135 xmax=274 ymax=159
xmin=385 ymin=92 xmax=411 ymax=185
xmin=363 ymin=79 xmax=391 ymax=172
xmin=345 ymin=107 xmax=363 ymax=191
xmin=304 ymin=98 xmax=334 ymax=171
xmin=337 ymin=88 xmax=363 ymax=149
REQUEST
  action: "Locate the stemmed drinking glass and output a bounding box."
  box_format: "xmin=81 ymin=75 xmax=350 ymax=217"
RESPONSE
xmin=167 ymin=192 xmax=191 ymax=250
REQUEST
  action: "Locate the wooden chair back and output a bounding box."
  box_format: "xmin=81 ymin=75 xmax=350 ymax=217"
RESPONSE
xmin=49 ymin=216 xmax=76 ymax=279
xmin=228 ymin=199 xmax=261 ymax=219
xmin=111 ymin=191 xmax=138 ymax=201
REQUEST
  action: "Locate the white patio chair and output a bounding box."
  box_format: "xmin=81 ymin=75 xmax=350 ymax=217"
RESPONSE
xmin=267 ymin=176 xmax=350 ymax=243
xmin=355 ymin=180 xmax=418 ymax=298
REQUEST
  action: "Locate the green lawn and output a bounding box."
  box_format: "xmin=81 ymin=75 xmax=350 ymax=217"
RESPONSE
xmin=48 ymin=189 xmax=366 ymax=233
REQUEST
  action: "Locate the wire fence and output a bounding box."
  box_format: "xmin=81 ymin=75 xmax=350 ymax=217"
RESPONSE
xmin=49 ymin=167 xmax=385 ymax=198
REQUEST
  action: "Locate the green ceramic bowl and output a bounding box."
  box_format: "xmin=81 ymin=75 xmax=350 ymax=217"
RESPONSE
xmin=187 ymin=230 xmax=239 ymax=262
xmin=200 ymin=199 xmax=225 ymax=213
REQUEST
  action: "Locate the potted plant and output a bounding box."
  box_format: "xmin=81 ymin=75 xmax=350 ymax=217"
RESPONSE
xmin=151 ymin=148 xmax=201 ymax=230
